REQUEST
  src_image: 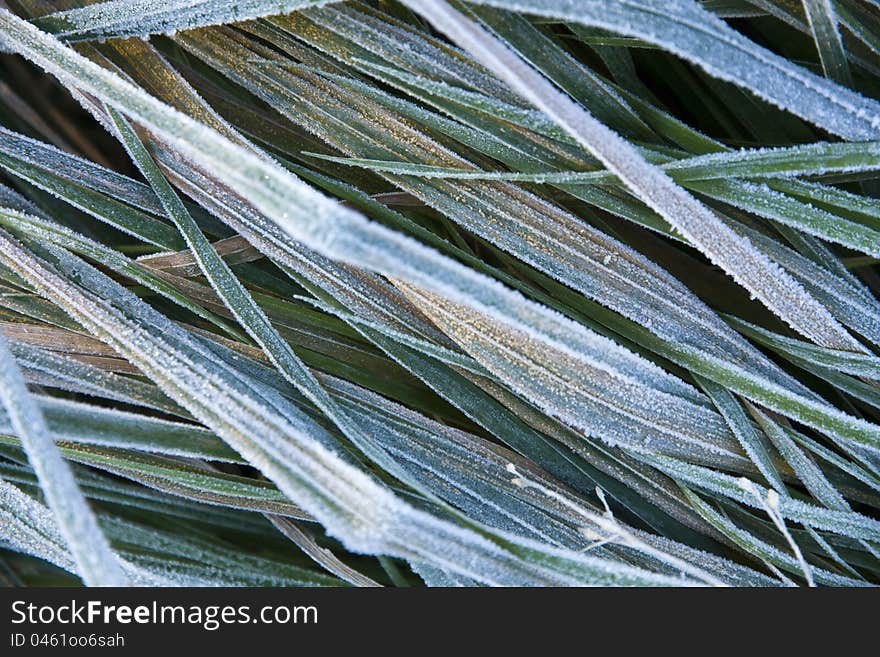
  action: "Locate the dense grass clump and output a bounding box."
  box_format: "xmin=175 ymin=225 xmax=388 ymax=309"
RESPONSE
xmin=0 ymin=0 xmax=880 ymax=586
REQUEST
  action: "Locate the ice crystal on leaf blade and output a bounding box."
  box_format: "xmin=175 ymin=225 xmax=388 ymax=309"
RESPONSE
xmin=459 ymin=0 xmax=880 ymax=140
xmin=33 ymin=1 xmax=334 ymax=41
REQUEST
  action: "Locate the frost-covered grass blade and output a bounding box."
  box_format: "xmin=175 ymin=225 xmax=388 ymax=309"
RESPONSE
xmin=0 ymin=0 xmax=877 ymax=587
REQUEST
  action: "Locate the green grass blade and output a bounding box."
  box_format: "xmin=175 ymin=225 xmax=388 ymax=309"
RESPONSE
xmin=802 ymin=0 xmax=853 ymax=84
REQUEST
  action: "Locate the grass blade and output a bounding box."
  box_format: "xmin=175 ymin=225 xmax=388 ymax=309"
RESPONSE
xmin=0 ymin=333 xmax=128 ymax=585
